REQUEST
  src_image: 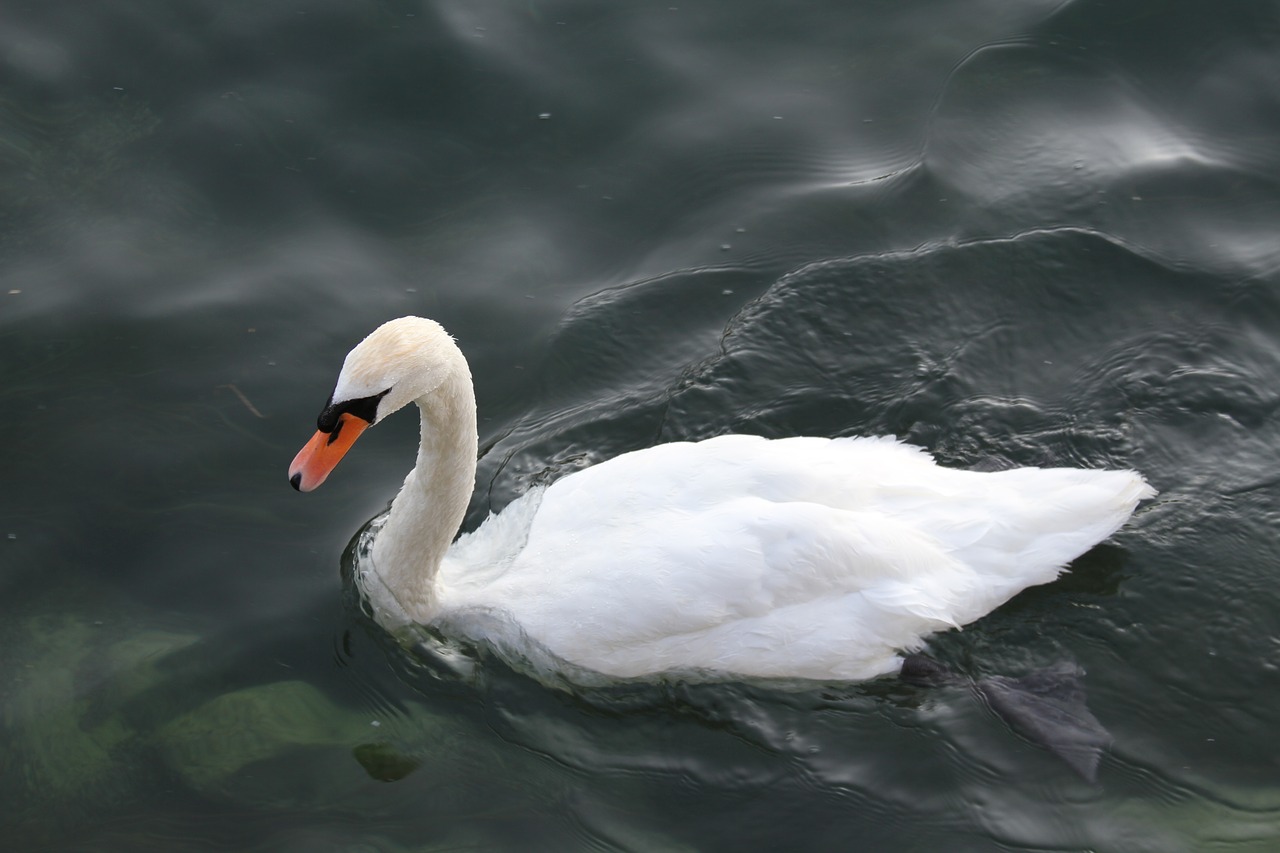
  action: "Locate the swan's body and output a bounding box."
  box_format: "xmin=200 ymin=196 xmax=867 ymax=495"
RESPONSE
xmin=291 ymin=316 xmax=1154 ymax=685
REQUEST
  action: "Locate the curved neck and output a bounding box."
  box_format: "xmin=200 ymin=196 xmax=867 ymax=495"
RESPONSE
xmin=370 ymin=366 xmax=478 ymax=622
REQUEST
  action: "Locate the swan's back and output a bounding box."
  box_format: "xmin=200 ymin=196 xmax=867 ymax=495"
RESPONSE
xmin=439 ymin=435 xmax=1153 ymax=682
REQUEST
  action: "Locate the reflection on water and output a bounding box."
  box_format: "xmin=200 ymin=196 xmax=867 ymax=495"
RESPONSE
xmin=3 ymin=0 xmax=1280 ymax=850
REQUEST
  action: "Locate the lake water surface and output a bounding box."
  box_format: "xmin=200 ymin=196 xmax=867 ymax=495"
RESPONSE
xmin=4 ymin=1 xmax=1280 ymax=850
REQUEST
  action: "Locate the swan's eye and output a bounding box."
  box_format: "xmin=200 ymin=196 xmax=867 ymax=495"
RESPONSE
xmin=317 ymin=388 xmax=390 ymax=433
xmin=327 ymin=417 xmax=346 ymax=445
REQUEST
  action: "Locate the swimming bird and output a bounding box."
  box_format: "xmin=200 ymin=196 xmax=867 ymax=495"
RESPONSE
xmin=289 ymin=316 xmax=1154 ymax=687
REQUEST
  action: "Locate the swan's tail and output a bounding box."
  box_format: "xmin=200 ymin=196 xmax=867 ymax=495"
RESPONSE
xmin=999 ymin=467 xmax=1154 ymax=570
xmin=937 ymin=466 xmax=1154 ymax=624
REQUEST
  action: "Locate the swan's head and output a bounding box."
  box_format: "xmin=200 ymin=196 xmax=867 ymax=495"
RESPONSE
xmin=288 ymin=316 xmax=467 ymax=492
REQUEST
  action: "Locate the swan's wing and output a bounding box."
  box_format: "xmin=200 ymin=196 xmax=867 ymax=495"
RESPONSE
xmin=475 ymin=495 xmax=983 ymax=681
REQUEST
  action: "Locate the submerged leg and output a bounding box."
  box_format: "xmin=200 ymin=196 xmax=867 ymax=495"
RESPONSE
xmin=899 ymin=652 xmax=963 ymax=687
xmin=973 ymin=664 xmax=1111 ymax=783
xmin=899 ymin=655 xmax=1112 ymax=783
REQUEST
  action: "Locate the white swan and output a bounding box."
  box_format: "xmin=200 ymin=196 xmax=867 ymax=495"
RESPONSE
xmin=289 ymin=316 xmax=1154 ymax=685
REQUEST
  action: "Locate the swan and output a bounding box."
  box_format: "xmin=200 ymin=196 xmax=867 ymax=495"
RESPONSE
xmin=289 ymin=316 xmax=1154 ymax=686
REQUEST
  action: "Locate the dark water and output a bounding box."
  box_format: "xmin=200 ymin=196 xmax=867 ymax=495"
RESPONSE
xmin=4 ymin=0 xmax=1280 ymax=849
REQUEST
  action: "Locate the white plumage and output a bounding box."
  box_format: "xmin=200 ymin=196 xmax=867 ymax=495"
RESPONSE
xmin=290 ymin=316 xmax=1154 ymax=685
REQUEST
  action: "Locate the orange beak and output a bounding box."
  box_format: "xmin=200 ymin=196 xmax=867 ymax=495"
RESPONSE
xmin=288 ymin=413 xmax=371 ymax=492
